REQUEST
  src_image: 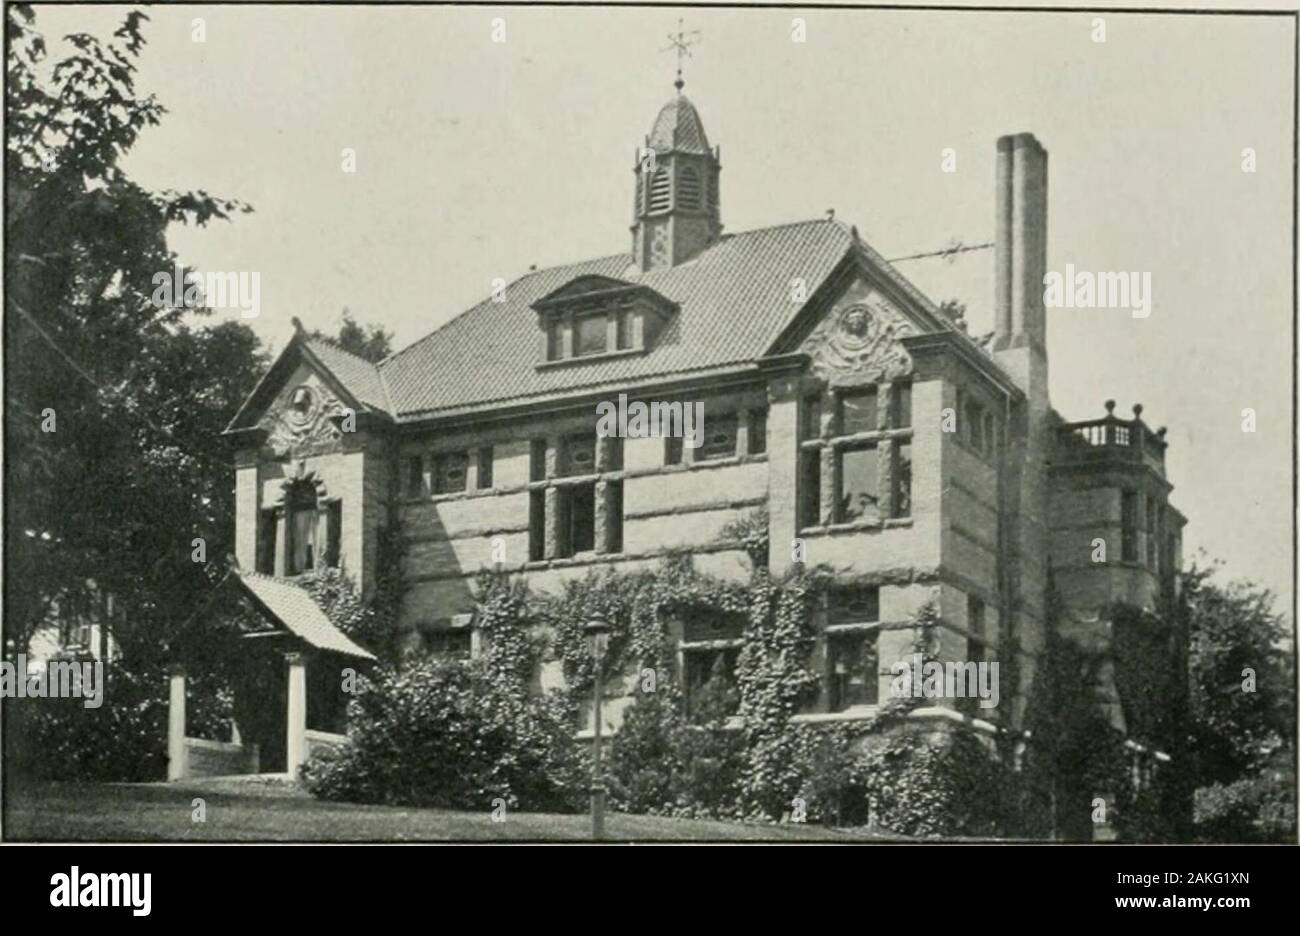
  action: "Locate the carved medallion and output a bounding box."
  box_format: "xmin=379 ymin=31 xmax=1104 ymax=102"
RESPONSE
xmin=805 ymin=295 xmax=916 ymax=386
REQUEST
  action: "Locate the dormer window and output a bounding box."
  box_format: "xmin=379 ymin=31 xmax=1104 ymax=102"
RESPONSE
xmin=533 ymin=276 xmax=677 ymax=366
xmin=575 ymin=314 xmax=607 ymax=357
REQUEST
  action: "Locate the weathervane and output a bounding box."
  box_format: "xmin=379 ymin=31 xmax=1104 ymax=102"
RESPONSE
xmin=661 ymin=18 xmax=701 ymax=93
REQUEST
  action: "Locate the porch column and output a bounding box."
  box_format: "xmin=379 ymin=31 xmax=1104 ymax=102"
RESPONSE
xmin=286 ymin=652 xmax=308 ymax=778
xmin=167 ymin=663 xmax=186 ymax=781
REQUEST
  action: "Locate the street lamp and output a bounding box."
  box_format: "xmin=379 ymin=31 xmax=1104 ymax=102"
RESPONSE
xmin=583 ymin=614 xmax=611 ymax=840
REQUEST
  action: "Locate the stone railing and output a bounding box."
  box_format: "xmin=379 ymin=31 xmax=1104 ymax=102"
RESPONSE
xmin=1057 ymin=401 xmax=1166 ymax=474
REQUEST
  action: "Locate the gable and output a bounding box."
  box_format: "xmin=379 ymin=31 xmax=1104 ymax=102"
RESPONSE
xmin=795 ymin=275 xmax=925 ymax=388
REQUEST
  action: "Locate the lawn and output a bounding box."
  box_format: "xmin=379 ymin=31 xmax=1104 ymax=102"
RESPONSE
xmin=4 ymin=780 xmax=875 ymax=842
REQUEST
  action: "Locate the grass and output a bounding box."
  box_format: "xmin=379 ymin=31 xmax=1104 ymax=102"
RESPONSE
xmin=4 ymin=779 xmax=876 ymax=842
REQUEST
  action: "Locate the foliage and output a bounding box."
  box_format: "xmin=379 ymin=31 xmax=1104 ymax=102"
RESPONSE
xmin=6 ymin=661 xmax=231 ymax=782
xmin=720 ymin=506 xmax=769 ymax=569
xmin=300 ymin=658 xmax=584 ymax=812
xmin=1193 ymin=751 xmax=1296 ymax=843
xmin=307 ymin=307 xmax=394 ymax=363
xmin=5 ymin=4 xmax=263 ymax=659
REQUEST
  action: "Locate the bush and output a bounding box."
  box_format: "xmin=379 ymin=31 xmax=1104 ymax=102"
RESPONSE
xmin=301 ymin=658 xmax=585 ymax=812
xmin=1194 ymin=756 xmax=1297 ymax=843
xmin=6 ymin=659 xmax=231 ymax=783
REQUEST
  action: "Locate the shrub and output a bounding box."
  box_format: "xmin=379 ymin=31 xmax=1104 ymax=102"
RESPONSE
xmin=6 ymin=660 xmax=231 ymax=783
xmin=301 ymin=657 xmax=585 ymax=812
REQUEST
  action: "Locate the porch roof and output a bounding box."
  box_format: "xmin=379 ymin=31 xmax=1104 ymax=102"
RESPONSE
xmin=236 ymin=571 xmax=376 ymax=661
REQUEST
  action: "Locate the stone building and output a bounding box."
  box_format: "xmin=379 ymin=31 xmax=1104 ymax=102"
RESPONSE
xmin=217 ymin=88 xmax=1187 ymax=799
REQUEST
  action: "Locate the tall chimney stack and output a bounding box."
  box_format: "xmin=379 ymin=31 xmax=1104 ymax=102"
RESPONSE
xmin=992 ymin=133 xmax=1048 ymax=355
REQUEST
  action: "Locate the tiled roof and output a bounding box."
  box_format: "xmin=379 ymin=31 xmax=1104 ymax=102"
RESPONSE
xmin=648 ymin=94 xmax=712 ymax=155
xmin=381 ymin=219 xmax=857 ymax=417
xmin=238 ymin=571 xmax=376 ymax=660
xmin=302 ymin=338 xmax=392 ymax=416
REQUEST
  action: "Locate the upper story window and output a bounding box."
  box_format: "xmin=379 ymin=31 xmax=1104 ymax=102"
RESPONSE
xmin=836 ymin=445 xmax=879 ymax=523
xmin=891 ymin=381 xmax=912 ymax=429
xmin=280 ymin=482 xmax=341 ymax=576
xmin=698 ymin=413 xmax=738 ymax=461
xmin=801 ymin=395 xmax=822 ymax=441
xmin=748 ymin=407 xmax=767 ymax=456
xmin=575 ymin=314 xmax=607 ymax=357
xmin=561 ymin=433 xmax=596 ymax=476
xmin=534 ymin=277 xmax=676 ymax=365
xmin=530 ymin=438 xmax=548 ymax=482
xmin=477 ymin=446 xmax=494 ymax=489
xmin=829 ymin=585 xmax=880 ymax=624
xmin=1121 ymin=491 xmax=1139 ymax=562
xmin=406 ymin=455 xmax=424 ymax=496
xmin=838 ymin=387 xmax=878 ymax=435
xmin=433 ymin=451 xmax=468 ymax=494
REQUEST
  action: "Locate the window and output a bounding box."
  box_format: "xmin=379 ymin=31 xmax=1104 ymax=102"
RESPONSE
xmin=837 ymin=444 xmax=879 ymax=523
xmin=967 ymin=595 xmax=985 ymax=659
xmin=529 ymin=490 xmax=546 ymax=561
xmin=530 ymin=438 xmax=548 ymax=482
xmin=257 ymin=508 xmax=277 ymax=574
xmin=891 ymin=381 xmax=912 ymax=429
xmin=616 ymin=309 xmax=633 ymax=350
xmin=546 ymin=321 xmax=561 ymax=361
xmin=682 ymin=610 xmax=745 ymax=643
xmin=838 ymin=387 xmax=878 ymax=435
xmin=748 ymin=407 xmax=767 ymax=456
xmin=324 ymin=500 xmax=342 ymax=569
xmin=406 ymin=455 xmax=424 ymax=496
xmin=477 ymin=447 xmax=494 ymax=490
xmin=983 ymin=412 xmax=996 ymax=455
xmin=605 ymin=482 xmax=623 ymax=553
xmin=1121 ymin=491 xmax=1138 ymax=562
xmin=829 ymin=586 xmax=879 ymax=624
xmin=648 ymin=167 xmax=671 ymax=212
xmin=891 ymin=443 xmax=912 ymax=518
xmin=664 ymin=435 xmax=683 ymax=466
xmin=557 ymin=483 xmax=596 ymax=556
xmin=801 ymin=395 xmax=822 ymax=441
xmin=828 ymin=632 xmax=879 ymax=711
xmin=575 ymin=314 xmax=607 ymax=357
xmin=684 ymin=647 xmax=740 ymax=721
xmin=678 ymin=166 xmax=702 ymax=210
xmin=602 ymin=435 xmax=624 ymax=472
xmin=1146 ymin=496 xmax=1157 ymax=568
xmin=422 ymin=624 xmax=472 ymax=659
xmin=966 ymin=399 xmax=986 ymax=454
xmin=433 ymin=451 xmax=468 ymax=494
xmin=562 ymin=433 xmax=596 ymax=476
xmin=698 ymin=413 xmax=738 ymax=461
xmin=799 ymin=450 xmax=822 ymax=528
xmin=288 ymin=485 xmax=317 ymax=575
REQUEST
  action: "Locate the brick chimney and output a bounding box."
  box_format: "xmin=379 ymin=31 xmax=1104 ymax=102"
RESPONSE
xmin=993 ymin=132 xmax=1049 ymax=398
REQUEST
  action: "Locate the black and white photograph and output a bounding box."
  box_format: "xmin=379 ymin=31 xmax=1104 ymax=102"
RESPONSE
xmin=1 ymin=0 xmax=1296 ymax=887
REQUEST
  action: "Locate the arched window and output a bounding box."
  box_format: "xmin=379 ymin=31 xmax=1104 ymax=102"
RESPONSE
xmin=678 ymin=166 xmax=702 ymax=211
xmin=648 ymin=168 xmax=671 ymax=213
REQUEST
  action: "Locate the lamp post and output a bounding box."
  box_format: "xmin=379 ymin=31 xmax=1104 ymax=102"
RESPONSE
xmin=583 ymin=615 xmax=611 ymax=840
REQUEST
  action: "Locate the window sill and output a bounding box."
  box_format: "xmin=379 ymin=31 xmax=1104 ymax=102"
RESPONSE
xmin=799 ymin=517 xmax=913 ymax=536
xmin=536 ymin=347 xmax=646 ymax=369
xmin=800 ymin=428 xmax=913 ymax=449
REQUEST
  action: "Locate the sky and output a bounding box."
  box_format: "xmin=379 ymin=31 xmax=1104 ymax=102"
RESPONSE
xmin=28 ymin=4 xmax=1296 ymax=615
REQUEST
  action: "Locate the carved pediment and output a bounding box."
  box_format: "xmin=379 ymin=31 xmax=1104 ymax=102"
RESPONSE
xmin=258 ymin=378 xmax=349 ymax=459
xmin=802 ymin=289 xmax=918 ymax=387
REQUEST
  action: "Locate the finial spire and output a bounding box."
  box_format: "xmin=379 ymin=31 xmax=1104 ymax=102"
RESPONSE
xmin=661 ymin=18 xmax=700 ymax=93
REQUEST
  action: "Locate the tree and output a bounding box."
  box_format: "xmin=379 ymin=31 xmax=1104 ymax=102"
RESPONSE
xmin=1184 ymin=561 xmax=1293 ymax=783
xmin=309 ymin=308 xmax=393 ymax=363
xmin=4 ymin=5 xmax=264 ymax=659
